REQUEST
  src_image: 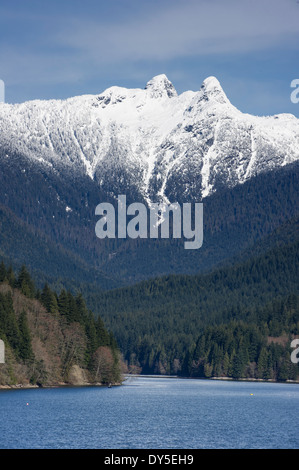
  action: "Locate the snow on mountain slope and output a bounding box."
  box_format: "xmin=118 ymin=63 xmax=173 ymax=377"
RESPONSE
xmin=0 ymin=74 xmax=298 ymax=203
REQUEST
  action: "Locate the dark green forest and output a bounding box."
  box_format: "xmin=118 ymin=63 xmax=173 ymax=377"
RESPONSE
xmin=0 ymin=152 xmax=298 ymax=288
xmin=0 ymin=156 xmax=298 ymax=384
xmin=84 ymin=238 xmax=299 ymax=381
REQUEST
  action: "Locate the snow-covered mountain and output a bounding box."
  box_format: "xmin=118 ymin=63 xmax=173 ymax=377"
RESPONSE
xmin=0 ymin=74 xmax=298 ymax=203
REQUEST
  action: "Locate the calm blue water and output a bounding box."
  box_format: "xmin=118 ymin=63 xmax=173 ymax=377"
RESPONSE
xmin=0 ymin=376 xmax=298 ymax=449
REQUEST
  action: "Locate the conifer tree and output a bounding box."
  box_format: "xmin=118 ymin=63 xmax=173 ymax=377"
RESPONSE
xmin=18 ymin=309 xmax=34 ymax=361
xmin=41 ymin=283 xmax=58 ymax=314
xmin=16 ymin=265 xmax=35 ymax=298
xmin=84 ymin=312 xmax=98 ymax=367
xmin=222 ymin=351 xmax=230 ymax=376
xmin=58 ymin=289 xmax=69 ymax=317
xmin=6 ymin=265 xmax=15 ymax=288
xmin=0 ymin=292 xmax=20 ymax=350
xmin=67 ymin=291 xmax=79 ymax=323
xmin=96 ymin=315 xmax=111 ymax=347
xmin=75 ymin=293 xmax=89 ymax=325
xmin=257 ymin=347 xmax=269 ymax=379
xmin=0 ymin=261 xmax=7 ymax=282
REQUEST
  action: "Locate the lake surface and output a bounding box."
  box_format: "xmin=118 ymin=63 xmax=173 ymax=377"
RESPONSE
xmin=0 ymin=376 xmax=298 ymax=449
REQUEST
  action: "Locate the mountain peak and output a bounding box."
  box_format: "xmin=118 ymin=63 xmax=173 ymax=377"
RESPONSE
xmin=200 ymin=76 xmax=228 ymax=105
xmin=0 ymin=73 xmax=298 ymax=206
xmin=145 ymin=74 xmax=177 ymax=98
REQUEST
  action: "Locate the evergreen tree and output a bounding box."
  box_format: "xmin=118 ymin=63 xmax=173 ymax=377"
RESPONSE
xmin=75 ymin=292 xmax=88 ymax=324
xmin=257 ymin=347 xmax=269 ymax=379
xmin=278 ymin=353 xmax=290 ymax=381
xmin=0 ymin=261 xmax=7 ymax=282
xmin=222 ymin=351 xmax=230 ymax=376
xmin=84 ymin=312 xmax=98 ymax=367
xmin=18 ymin=309 xmax=34 ymax=361
xmin=0 ymin=292 xmax=20 ymax=350
xmin=41 ymin=283 xmax=58 ymax=314
xmin=231 ymin=353 xmax=245 ymax=379
xmin=67 ymin=291 xmax=79 ymax=323
xmin=58 ymin=289 xmax=69 ymax=317
xmin=6 ymin=265 xmax=15 ymax=288
xmin=204 ymin=362 xmax=213 ymax=378
xmin=96 ymin=315 xmax=111 ymax=347
xmin=16 ymin=265 xmax=35 ymax=298
xmin=181 ymin=348 xmax=193 ymax=377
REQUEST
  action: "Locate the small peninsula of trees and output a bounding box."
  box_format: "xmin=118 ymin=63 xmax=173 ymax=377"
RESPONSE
xmin=0 ymin=262 xmax=122 ymax=387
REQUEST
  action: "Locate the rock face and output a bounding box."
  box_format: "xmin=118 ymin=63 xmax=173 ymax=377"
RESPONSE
xmin=0 ymin=74 xmax=298 ymax=204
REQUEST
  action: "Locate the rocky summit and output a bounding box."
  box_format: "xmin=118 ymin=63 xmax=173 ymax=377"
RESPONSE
xmin=0 ymin=74 xmax=298 ymax=204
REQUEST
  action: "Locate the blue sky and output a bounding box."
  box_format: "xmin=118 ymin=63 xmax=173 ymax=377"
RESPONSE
xmin=0 ymin=0 xmax=298 ymax=116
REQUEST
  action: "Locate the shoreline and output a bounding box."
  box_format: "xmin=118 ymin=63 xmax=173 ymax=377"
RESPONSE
xmin=0 ymin=381 xmax=122 ymax=390
xmin=126 ymin=374 xmax=299 ymax=384
xmin=1 ymin=374 xmax=298 ymax=390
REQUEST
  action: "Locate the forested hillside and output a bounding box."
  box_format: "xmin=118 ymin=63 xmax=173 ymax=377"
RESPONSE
xmin=0 ymin=263 xmax=123 ymax=387
xmin=0 ymin=151 xmax=298 ymax=288
xmin=86 ymin=238 xmax=299 ymax=381
xmin=0 ymin=157 xmax=298 ymax=384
